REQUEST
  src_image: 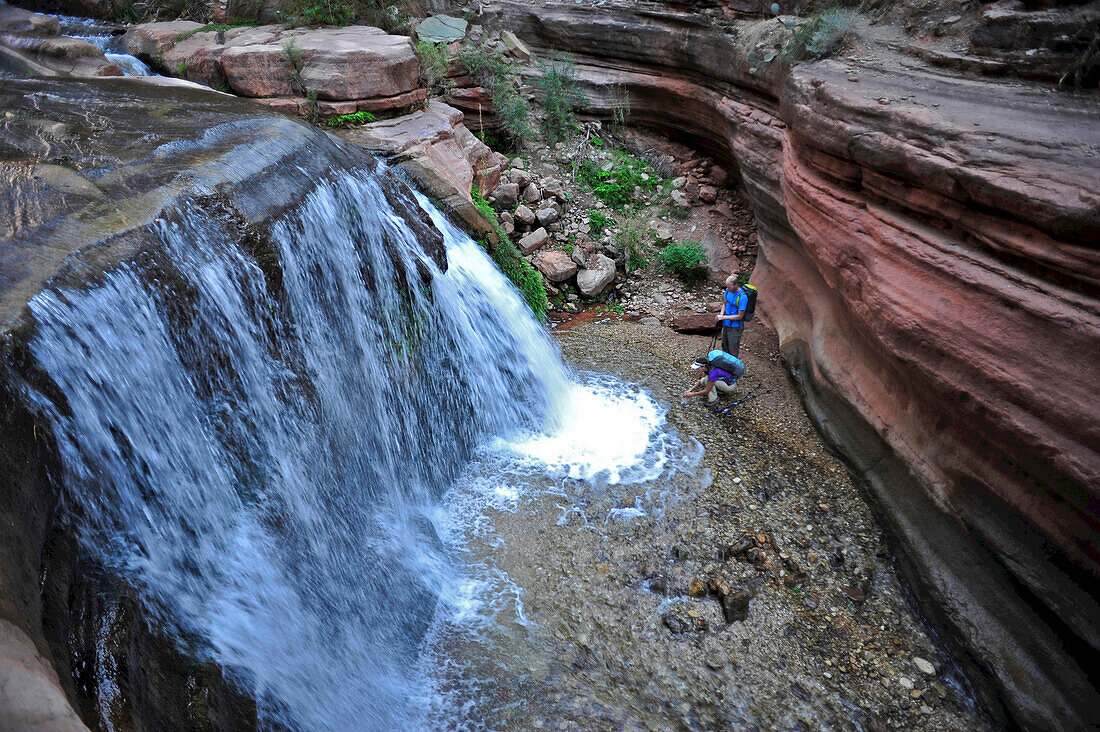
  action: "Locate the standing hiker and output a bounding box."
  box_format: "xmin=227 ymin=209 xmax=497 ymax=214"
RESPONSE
xmin=716 ymin=274 xmax=748 ymax=357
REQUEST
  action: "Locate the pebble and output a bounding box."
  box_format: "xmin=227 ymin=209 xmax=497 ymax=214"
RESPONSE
xmin=913 ymin=656 xmax=936 ymax=675
xmin=733 ymin=477 xmax=741 ymax=483
xmin=899 ymin=676 xmax=914 ymax=690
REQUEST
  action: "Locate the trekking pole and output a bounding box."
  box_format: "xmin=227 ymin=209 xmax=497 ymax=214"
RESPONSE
xmin=714 ymin=385 xmax=770 ymax=415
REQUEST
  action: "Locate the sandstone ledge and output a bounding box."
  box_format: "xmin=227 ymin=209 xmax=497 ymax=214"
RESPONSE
xmin=120 ymin=22 xmax=421 ymax=118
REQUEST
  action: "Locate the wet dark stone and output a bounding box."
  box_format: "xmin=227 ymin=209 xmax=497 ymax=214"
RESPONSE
xmin=720 ymin=538 xmax=753 ymax=560
xmin=721 ymin=590 xmax=752 ymax=623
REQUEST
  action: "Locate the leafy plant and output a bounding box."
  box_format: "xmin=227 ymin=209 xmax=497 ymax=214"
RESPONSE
xmin=531 ymin=53 xmax=587 ymax=145
xmin=326 ymin=110 xmax=376 ymax=127
xmin=415 ymin=41 xmax=454 ymax=94
xmin=176 ymin=19 xmax=260 ymax=40
xmin=576 ymin=152 xmax=659 ymax=209
xmin=175 ymin=59 xmax=187 ymax=75
xmin=615 ymin=225 xmax=648 ymax=270
xmin=472 ymin=187 xmax=548 ymax=317
xmin=658 ymin=240 xmax=708 ymax=280
xmin=610 ymin=84 xmax=631 ymax=127
xmin=782 ymin=7 xmax=857 ymax=61
xmin=459 ymin=45 xmax=531 ymax=146
xmin=290 ymin=0 xmax=354 ymax=26
xmin=587 ymin=209 xmax=613 ymax=236
xmin=593 ymin=302 xmax=625 ymax=315
xmin=112 ymin=1 xmax=141 ymax=23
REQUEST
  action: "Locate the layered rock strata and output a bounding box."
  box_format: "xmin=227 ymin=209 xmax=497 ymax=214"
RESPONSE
xmin=491 ymin=1 xmax=1100 ymax=727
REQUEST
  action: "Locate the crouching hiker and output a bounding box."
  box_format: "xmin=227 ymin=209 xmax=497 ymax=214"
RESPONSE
xmin=681 ymin=349 xmax=745 ymax=404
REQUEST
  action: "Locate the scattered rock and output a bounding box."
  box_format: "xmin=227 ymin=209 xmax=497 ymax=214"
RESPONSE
xmin=491 ymin=182 xmax=519 ymax=209
xmin=522 ymin=182 xmax=541 ymax=203
xmin=721 ymin=590 xmax=752 ymax=623
xmin=913 ymin=657 xmax=937 ymax=675
xmin=518 ymin=227 xmax=549 ymax=254
xmin=514 ymin=204 xmax=536 ymax=226
xmin=416 ymin=15 xmax=468 ymax=43
xmin=536 ymin=207 xmax=559 ymax=226
xmin=501 ymin=30 xmax=531 ymax=60
xmin=698 ymin=184 xmax=718 ymax=203
xmin=576 ymin=254 xmax=616 ymax=297
xmin=530 ymin=250 xmax=577 ymax=283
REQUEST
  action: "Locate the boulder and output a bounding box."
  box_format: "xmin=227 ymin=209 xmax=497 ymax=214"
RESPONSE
xmin=670 ymin=312 xmax=718 ymax=334
xmin=501 ymin=30 xmax=531 ymax=60
xmin=339 ymin=100 xmax=503 ymax=241
xmin=490 ymin=182 xmax=519 ymax=209
xmin=536 ymin=207 xmax=559 ymax=226
xmin=698 ymin=184 xmax=718 ymax=203
xmin=120 ymin=21 xmax=204 ymax=60
xmin=518 ymin=227 xmax=549 ymax=254
xmin=576 ymin=254 xmax=616 ymax=297
xmin=530 ymin=250 xmax=577 ymax=283
xmin=221 ymin=26 xmax=419 ymax=101
xmin=522 ymin=182 xmax=541 ymax=203
xmin=123 ymin=23 xmax=420 ymax=114
xmin=670 ymin=190 xmax=690 ymax=209
xmin=0 ymin=4 xmax=60 ymax=34
xmin=708 ymin=165 xmax=730 ymax=187
xmin=416 ymin=15 xmax=468 ymax=43
xmin=513 ymin=204 xmax=536 ymax=226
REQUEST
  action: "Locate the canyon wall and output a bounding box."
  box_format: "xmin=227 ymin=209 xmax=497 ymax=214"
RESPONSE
xmin=489 ymin=1 xmax=1100 ymax=727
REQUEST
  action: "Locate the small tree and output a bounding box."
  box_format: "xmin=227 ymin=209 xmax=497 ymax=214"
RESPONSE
xmin=531 ymin=53 xmax=587 ymax=145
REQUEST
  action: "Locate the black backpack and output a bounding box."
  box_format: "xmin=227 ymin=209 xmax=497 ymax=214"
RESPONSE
xmin=742 ymin=284 xmax=758 ymax=322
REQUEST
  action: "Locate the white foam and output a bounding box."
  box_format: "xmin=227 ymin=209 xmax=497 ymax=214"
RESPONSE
xmin=491 ymin=375 xmax=670 ymax=484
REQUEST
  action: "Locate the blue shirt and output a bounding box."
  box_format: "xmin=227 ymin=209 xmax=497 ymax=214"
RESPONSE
xmin=722 ymin=288 xmax=748 ymax=328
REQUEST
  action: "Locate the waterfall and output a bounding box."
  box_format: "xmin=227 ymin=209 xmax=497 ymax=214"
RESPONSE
xmin=24 ymin=168 xmax=576 ymax=729
xmin=56 ymin=14 xmax=153 ymax=76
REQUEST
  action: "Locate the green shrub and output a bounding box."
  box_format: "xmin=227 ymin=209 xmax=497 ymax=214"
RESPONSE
xmin=111 ymin=1 xmax=141 ymax=23
xmin=614 ymin=225 xmax=647 ymax=269
xmin=531 ymin=53 xmax=587 ymax=145
xmin=576 ymin=152 xmax=659 ymax=209
xmin=326 ymin=110 xmax=376 ymax=127
xmin=415 ymin=41 xmax=453 ymax=94
xmin=290 ymin=0 xmax=354 ymax=26
xmin=587 ymin=210 xmax=613 ymax=236
xmin=782 ymin=8 xmax=857 ymax=61
xmin=176 ymin=19 xmax=260 ymax=40
xmin=471 ymin=188 xmax=548 ymax=317
xmin=459 ymin=45 xmax=531 ymax=146
xmin=658 ymin=240 xmax=708 ymax=280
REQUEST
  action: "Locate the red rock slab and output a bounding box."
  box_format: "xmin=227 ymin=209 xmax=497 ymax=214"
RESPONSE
xmin=670 ymin=311 xmax=720 ymax=334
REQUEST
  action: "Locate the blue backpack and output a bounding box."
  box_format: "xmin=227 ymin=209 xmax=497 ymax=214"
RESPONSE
xmin=707 ymin=350 xmax=745 ymax=379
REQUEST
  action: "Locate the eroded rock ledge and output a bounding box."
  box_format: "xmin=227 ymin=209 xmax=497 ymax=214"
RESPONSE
xmin=490 ymin=1 xmax=1100 ymax=726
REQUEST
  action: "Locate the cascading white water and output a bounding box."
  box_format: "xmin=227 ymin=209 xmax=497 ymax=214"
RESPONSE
xmin=24 ymin=166 xmax=679 ymax=729
xmin=56 ymin=14 xmax=153 ymax=76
